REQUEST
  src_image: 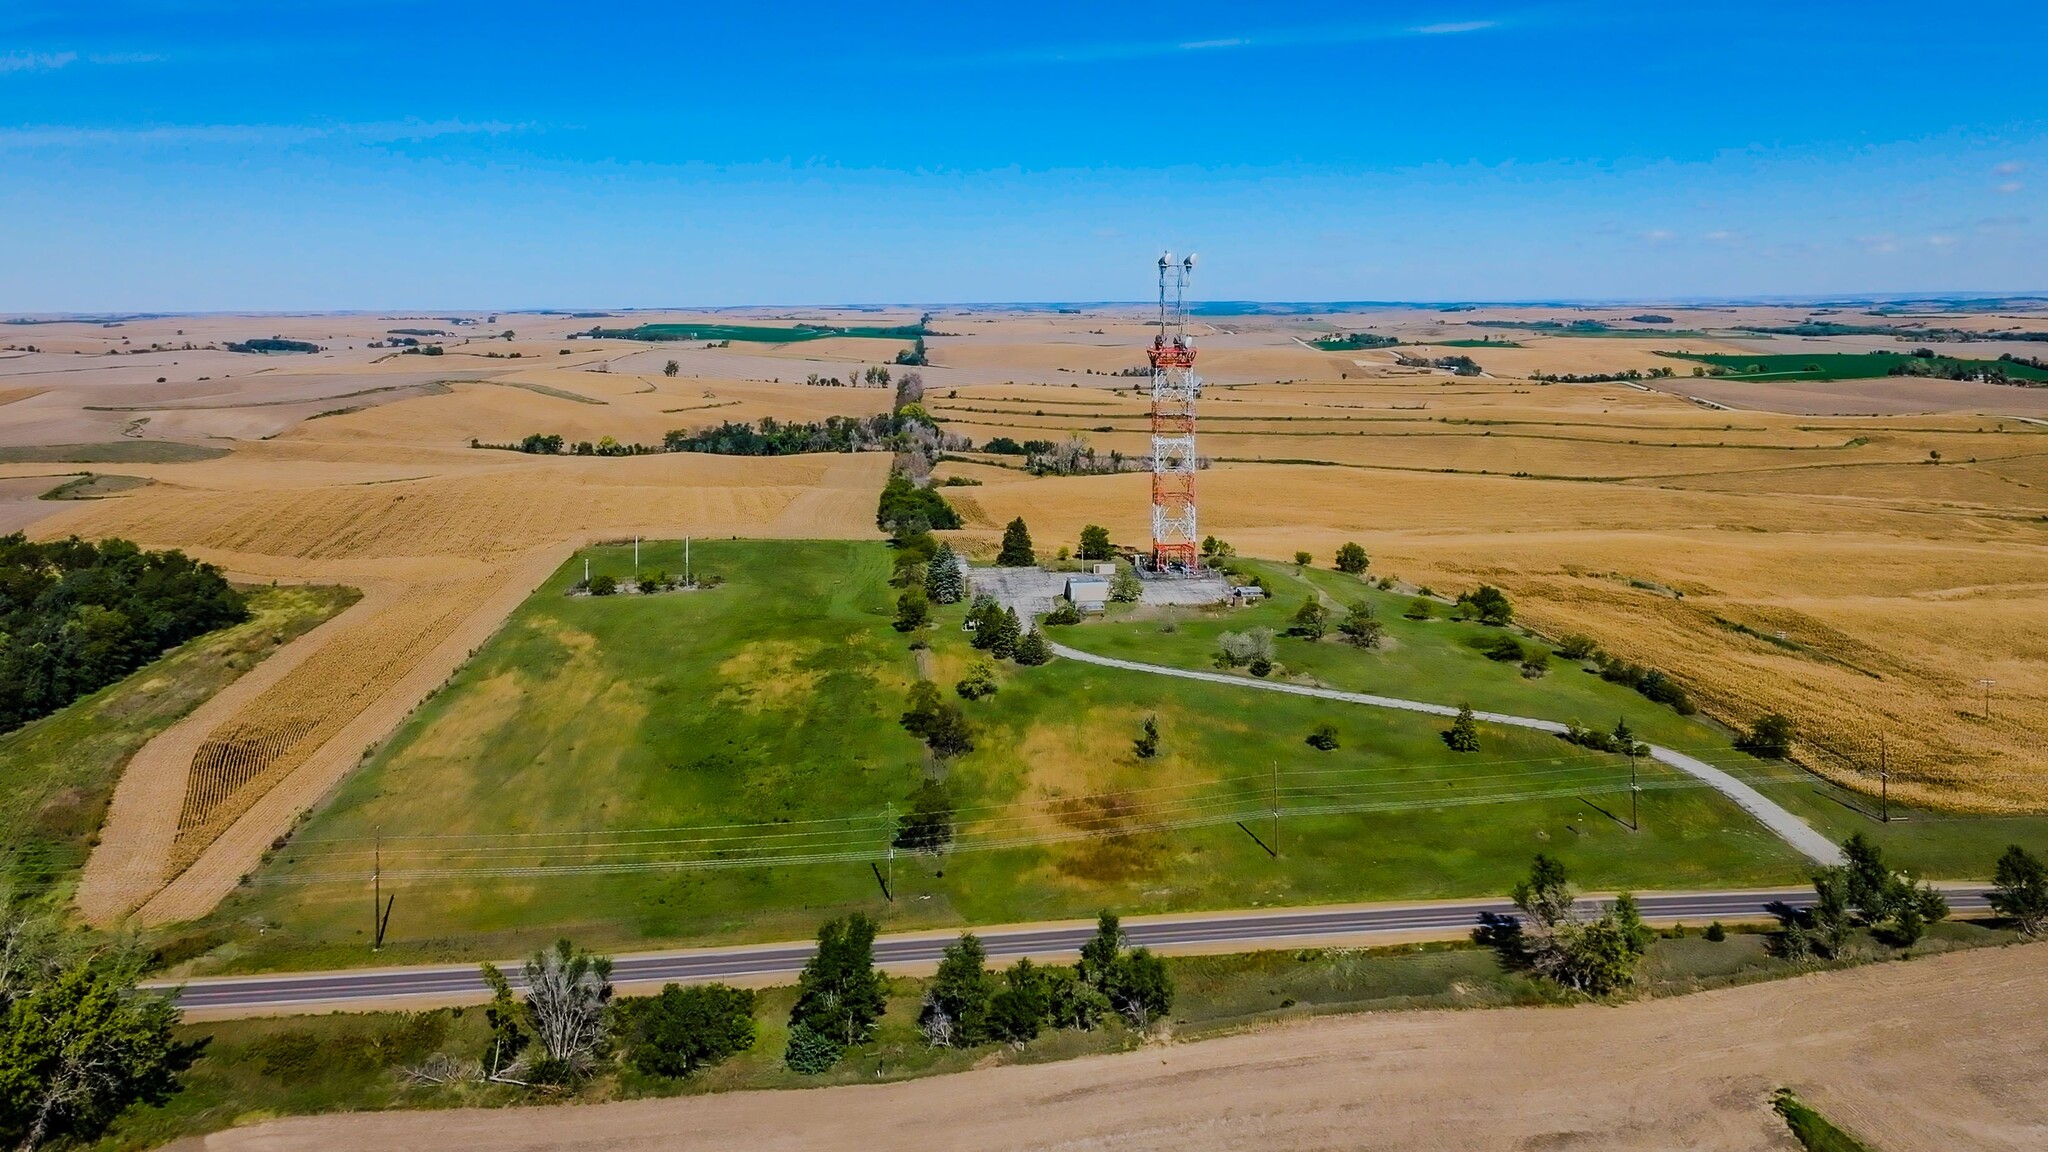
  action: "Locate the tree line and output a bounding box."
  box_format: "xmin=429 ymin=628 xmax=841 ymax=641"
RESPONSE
xmin=0 ymin=535 xmax=248 ymax=732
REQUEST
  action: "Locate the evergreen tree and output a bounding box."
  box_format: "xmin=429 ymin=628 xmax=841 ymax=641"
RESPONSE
xmin=923 ymin=544 xmax=965 ymax=604
xmin=1014 ymin=627 xmax=1052 ymax=666
xmin=1443 ymin=705 xmax=1480 ymax=752
xmin=788 ymin=915 xmax=888 ymax=1063
xmin=988 ymin=607 xmax=1023 ymax=659
xmin=997 ymin=517 xmax=1035 ymax=566
xmin=1133 ymin=715 xmax=1159 ymax=759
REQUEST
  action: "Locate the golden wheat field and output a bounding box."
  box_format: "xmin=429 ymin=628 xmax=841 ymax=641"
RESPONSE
xmin=1 ymin=301 xmax=2043 ymax=926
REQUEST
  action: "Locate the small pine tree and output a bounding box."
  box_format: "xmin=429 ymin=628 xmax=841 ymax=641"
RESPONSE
xmin=1015 ymin=628 xmax=1052 ymax=666
xmin=1133 ymin=715 xmax=1159 ymax=759
xmin=997 ymin=517 xmax=1034 ymax=566
xmin=989 ymin=607 xmax=1022 ymax=659
xmin=1443 ymin=705 xmax=1480 ymax=752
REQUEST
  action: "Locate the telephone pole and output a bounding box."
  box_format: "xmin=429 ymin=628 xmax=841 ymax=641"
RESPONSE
xmin=372 ymin=825 xmax=382 ymax=951
xmin=1977 ymin=678 xmax=1995 ymax=719
xmin=1628 ymin=744 xmax=1640 ymax=832
xmin=1879 ymin=735 xmax=1890 ymax=823
xmin=1270 ymin=760 xmax=1280 ymax=855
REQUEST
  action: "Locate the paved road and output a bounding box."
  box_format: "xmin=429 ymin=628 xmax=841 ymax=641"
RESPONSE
xmin=1044 ymin=638 xmax=1848 ymax=866
xmin=153 ymin=888 xmax=1990 ymax=1014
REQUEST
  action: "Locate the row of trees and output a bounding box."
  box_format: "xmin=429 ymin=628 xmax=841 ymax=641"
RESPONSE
xmin=920 ymin=914 xmax=1174 ymax=1048
xmin=0 ymin=535 xmax=248 ymax=732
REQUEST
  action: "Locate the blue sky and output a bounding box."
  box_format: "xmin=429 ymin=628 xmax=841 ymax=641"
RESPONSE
xmin=2 ymin=0 xmax=2043 ymax=309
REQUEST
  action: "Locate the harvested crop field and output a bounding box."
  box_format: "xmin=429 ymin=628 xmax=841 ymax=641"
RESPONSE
xmin=185 ymin=939 xmax=2048 ymax=1152
xmin=4 ymin=301 xmax=2040 ymax=933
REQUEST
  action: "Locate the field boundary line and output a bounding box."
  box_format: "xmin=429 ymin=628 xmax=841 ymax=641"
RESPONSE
xmin=75 ymin=581 xmax=397 ymax=927
xmin=132 ymin=544 xmax=578 ymax=926
xmin=1044 ymin=638 xmax=1847 ymax=865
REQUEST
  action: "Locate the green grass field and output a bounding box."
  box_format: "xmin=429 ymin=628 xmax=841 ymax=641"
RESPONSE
xmin=1059 ymin=559 xmax=2048 ymax=881
xmin=2 ymin=584 xmax=359 ymax=907
xmin=1657 ymin=350 xmax=2048 ymax=382
xmin=190 ymin=540 xmax=1841 ymax=973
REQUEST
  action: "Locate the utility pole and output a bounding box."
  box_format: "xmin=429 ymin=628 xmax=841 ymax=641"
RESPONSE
xmin=685 ymin=536 xmax=692 ymax=588
xmin=1270 ymin=760 xmax=1280 ymax=855
xmin=1978 ymin=678 xmax=1995 ymax=719
xmin=634 ymin=535 xmax=640 ymax=584
xmin=372 ymin=825 xmax=381 ymax=951
xmin=1879 ymin=735 xmax=1890 ymax=823
xmin=583 ymin=556 xmax=590 ymax=588
xmin=1628 ymin=743 xmax=1640 ymax=832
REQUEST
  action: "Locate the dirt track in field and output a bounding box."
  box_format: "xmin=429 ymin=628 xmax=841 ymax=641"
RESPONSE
xmin=185 ymin=940 xmax=2048 ymax=1152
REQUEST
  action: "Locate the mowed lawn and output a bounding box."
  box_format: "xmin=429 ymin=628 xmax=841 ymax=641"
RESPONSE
xmin=202 ymin=541 xmax=1813 ymax=973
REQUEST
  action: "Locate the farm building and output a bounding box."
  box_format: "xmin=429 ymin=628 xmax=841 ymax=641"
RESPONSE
xmin=1063 ymin=574 xmax=1110 ymax=612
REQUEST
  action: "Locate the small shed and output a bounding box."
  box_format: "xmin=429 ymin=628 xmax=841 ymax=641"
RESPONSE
xmin=1064 ymin=574 xmax=1110 ymax=612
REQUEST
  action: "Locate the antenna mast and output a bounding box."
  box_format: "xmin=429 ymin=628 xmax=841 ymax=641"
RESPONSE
xmin=1148 ymin=252 xmax=1200 ymax=571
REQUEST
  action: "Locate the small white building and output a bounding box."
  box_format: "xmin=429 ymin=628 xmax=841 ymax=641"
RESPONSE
xmin=1064 ymin=574 xmax=1110 ymax=612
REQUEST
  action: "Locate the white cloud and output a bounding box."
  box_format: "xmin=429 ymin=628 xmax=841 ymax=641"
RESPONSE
xmin=1997 ymin=180 xmax=2024 ymax=194
xmin=1926 ymin=234 xmax=1958 ymax=249
xmin=1994 ymin=161 xmax=2026 ymax=176
xmin=1857 ymin=233 xmax=1899 ymax=254
xmin=1413 ymin=21 xmax=1497 ymax=35
xmin=1703 ymin=229 xmax=1741 ymax=243
xmin=0 ymin=50 xmax=77 ymax=74
xmin=1642 ymin=228 xmax=1674 ymax=242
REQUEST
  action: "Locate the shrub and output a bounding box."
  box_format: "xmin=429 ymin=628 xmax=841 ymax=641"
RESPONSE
xmin=1482 ymin=633 xmax=1525 ymax=662
xmin=1334 ymin=542 xmax=1369 ymax=574
xmin=894 ymin=778 xmax=955 ymax=853
xmin=1042 ymin=601 xmax=1083 ymax=626
xmin=1305 ymin=723 xmax=1339 ymax=751
xmin=1735 ymin=713 xmax=1795 ymax=758
xmin=1216 ymin=627 xmax=1276 ymax=668
xmin=1403 ymin=597 xmax=1433 ymax=620
xmin=894 ymin=587 xmax=931 ymax=632
xmin=1704 ymin=921 xmax=1727 ymax=942
xmin=955 ymin=660 xmax=998 ymax=700
xmin=782 ymin=1022 xmax=841 ymax=1074
xmin=1520 ymin=648 xmax=1550 ymax=678
xmin=1248 ymin=656 xmax=1272 ymax=677
xmin=624 ymin=983 xmax=756 ymax=1079
xmin=588 ymin=574 xmax=617 ymax=596
xmin=1557 ymin=633 xmax=1600 ymax=660
xmin=1293 ymin=550 xmax=1312 ymax=567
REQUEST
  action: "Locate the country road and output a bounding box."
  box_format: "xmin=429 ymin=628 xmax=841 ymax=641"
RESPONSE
xmin=1042 ymin=636 xmax=1849 ymax=865
xmin=153 ymin=887 xmax=1991 ymax=1015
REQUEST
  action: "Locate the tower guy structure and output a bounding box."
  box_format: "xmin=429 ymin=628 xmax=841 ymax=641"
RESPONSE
xmin=1147 ymin=251 xmax=1201 ymax=571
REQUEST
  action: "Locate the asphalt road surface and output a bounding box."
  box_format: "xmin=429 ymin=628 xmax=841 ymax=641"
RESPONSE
xmin=153 ymin=887 xmax=1990 ymax=1014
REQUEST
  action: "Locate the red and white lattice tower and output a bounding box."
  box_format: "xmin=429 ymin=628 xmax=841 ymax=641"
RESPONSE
xmin=1148 ymin=252 xmax=1200 ymax=570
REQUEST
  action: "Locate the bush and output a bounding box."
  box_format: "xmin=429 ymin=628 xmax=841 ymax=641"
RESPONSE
xmin=1334 ymin=542 xmax=1369 ymax=574
xmin=1109 ymin=565 xmax=1142 ymax=603
xmin=1248 ymin=656 xmax=1272 ymax=677
xmin=1557 ymin=633 xmax=1600 ymax=660
xmin=1216 ymin=627 xmax=1275 ymax=668
xmin=1337 ymin=602 xmax=1383 ymax=648
xmin=1133 ymin=715 xmax=1159 ymax=759
xmin=1520 ymin=649 xmax=1550 ymax=678
xmin=894 ymin=587 xmax=931 ymax=632
xmin=1735 ymin=713 xmax=1795 ymax=758
xmin=1704 ymin=921 xmax=1727 ymax=942
xmin=1293 ymin=550 xmax=1312 ymax=567
xmin=588 ymin=574 xmax=617 ymax=596
xmin=1305 ymin=723 xmax=1339 ymax=751
xmin=1042 ymin=601 xmax=1083 ymax=626
xmin=955 ymin=660 xmax=998 ymax=700
xmin=1481 ymin=633 xmax=1524 ymax=662
xmin=1403 ymin=597 xmax=1433 ymax=620
xmin=782 ymin=1022 xmax=842 ymax=1074
xmin=1288 ymin=597 xmax=1328 ymax=639
xmin=625 ymin=983 xmax=757 ymax=1079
